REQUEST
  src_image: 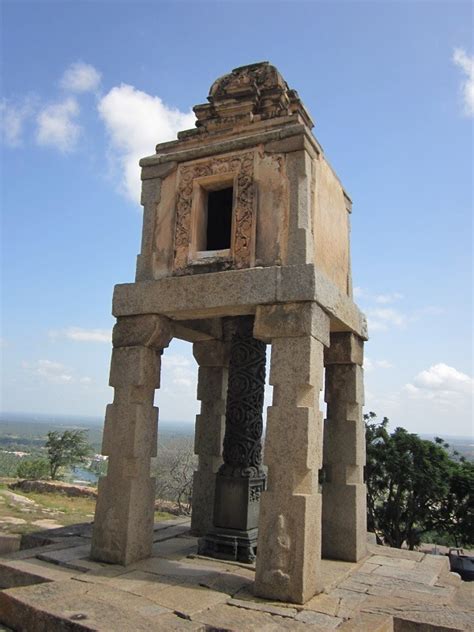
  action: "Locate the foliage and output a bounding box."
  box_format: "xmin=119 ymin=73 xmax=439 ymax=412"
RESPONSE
xmin=428 ymin=456 xmax=474 ymax=548
xmin=154 ymin=438 xmax=196 ymax=514
xmin=365 ymin=412 xmax=457 ymax=549
xmin=16 ymin=458 xmax=50 ymax=480
xmin=45 ymin=430 xmax=92 ymax=480
xmin=0 ymin=451 xmax=22 ymax=477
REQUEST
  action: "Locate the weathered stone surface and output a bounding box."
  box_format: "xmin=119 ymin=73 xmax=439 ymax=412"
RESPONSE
xmin=144 ymin=582 xmax=228 ymax=616
xmin=254 ymin=302 xmax=330 ymax=345
xmin=255 ymin=332 xmax=325 ymax=604
xmin=325 ymin=332 xmax=364 ymax=365
xmin=0 ymin=579 xmax=191 ymax=632
xmin=192 ymin=602 xmax=305 ymax=632
xmin=367 ymin=543 xmax=424 ymax=561
xmin=338 ymin=613 xmax=393 ymax=631
xmin=368 ymin=555 xmax=418 ymax=569
xmin=191 ymin=341 xmax=229 ymax=537
xmin=112 ymin=314 xmax=172 ymax=350
xmin=295 ymin=608 xmax=343 ymax=627
xmin=112 ymin=265 xmax=368 ymax=338
xmin=0 ymin=534 xmax=20 ymax=555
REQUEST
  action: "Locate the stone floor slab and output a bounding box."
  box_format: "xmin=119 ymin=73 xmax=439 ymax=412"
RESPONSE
xmin=144 ymin=582 xmax=229 ymax=616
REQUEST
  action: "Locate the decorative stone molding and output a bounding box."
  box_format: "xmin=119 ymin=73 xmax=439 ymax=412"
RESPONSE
xmin=192 ymin=62 xmax=314 ymax=132
xmin=173 ymin=152 xmax=255 ymax=273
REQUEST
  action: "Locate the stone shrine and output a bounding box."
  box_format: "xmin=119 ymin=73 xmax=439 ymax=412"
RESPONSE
xmin=90 ymin=62 xmax=368 ymax=604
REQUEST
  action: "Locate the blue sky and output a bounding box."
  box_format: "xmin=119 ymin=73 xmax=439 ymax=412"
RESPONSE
xmin=1 ymin=0 xmax=472 ymax=437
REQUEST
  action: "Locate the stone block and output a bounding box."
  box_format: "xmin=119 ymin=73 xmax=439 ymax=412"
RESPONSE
xmin=322 ymin=482 xmax=367 ymax=562
xmin=191 ymin=468 xmax=219 ymax=536
xmin=113 ymin=314 xmax=172 ymax=350
xmin=140 ymin=161 xmax=177 ymax=181
xmin=91 ymin=474 xmax=156 ymax=565
xmin=323 ymin=418 xmax=365 ymax=467
xmin=193 ymin=340 xmax=229 ymax=367
xmin=102 ymin=403 xmax=158 ymax=459
xmin=113 ymin=267 xmax=278 ymax=320
xmin=109 ymin=346 xmax=160 ymax=390
xmin=325 ymin=364 xmax=364 ymax=408
xmin=255 ymin=492 xmax=322 ymax=604
xmin=269 ymin=335 xmax=324 ymax=386
xmin=196 ymin=366 xmax=227 ymax=401
xmin=254 ymin=302 xmax=330 ymax=345
xmin=0 ymin=534 xmax=21 ymax=555
xmin=325 ymin=332 xmax=364 ymax=366
xmin=265 ymin=406 xmax=321 ymax=475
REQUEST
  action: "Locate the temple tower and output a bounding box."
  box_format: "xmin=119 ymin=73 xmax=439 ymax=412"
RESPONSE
xmin=91 ymin=62 xmax=368 ymax=604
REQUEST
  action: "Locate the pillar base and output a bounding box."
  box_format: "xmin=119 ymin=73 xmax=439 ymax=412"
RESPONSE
xmin=198 ymin=527 xmax=258 ymax=564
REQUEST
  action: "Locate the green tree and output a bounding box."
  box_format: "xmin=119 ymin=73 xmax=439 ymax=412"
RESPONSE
xmin=428 ymin=456 xmax=474 ymax=548
xmin=16 ymin=458 xmax=50 ymax=480
xmin=365 ymin=412 xmax=453 ymax=549
xmin=45 ymin=430 xmax=91 ymax=480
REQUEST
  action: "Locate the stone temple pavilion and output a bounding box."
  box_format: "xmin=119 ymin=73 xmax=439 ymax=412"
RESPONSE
xmin=90 ymin=62 xmax=368 ymax=605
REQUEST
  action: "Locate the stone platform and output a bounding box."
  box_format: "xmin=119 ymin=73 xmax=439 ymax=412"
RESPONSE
xmin=0 ymin=519 xmax=472 ymax=631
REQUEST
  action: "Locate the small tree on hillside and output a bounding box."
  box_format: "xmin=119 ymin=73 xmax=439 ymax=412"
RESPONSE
xmin=45 ymin=430 xmax=91 ymax=480
xmin=365 ymin=412 xmax=453 ymax=549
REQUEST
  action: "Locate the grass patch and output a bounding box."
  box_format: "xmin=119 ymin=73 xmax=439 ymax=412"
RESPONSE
xmin=0 ymin=483 xmax=175 ymax=536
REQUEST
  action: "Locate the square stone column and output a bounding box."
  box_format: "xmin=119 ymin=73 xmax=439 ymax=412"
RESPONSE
xmin=91 ymin=315 xmax=172 ymax=565
xmin=191 ymin=339 xmax=230 ymax=536
xmin=253 ymin=303 xmax=330 ymax=604
xmin=322 ymin=332 xmax=367 ymax=562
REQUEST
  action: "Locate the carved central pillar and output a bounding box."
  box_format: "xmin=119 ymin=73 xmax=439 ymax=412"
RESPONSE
xmin=198 ymin=316 xmax=266 ymax=563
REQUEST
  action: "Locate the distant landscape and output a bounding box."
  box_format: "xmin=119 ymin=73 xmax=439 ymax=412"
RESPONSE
xmin=1 ymin=411 xmax=472 ymax=464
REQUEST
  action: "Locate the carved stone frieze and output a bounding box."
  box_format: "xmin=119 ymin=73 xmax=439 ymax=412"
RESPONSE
xmin=173 ymin=152 xmax=255 ymax=272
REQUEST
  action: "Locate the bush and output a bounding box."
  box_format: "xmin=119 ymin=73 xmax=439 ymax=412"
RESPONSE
xmin=16 ymin=458 xmax=50 ymax=480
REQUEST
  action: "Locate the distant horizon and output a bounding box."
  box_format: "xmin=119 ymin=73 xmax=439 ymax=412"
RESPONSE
xmin=1 ymin=410 xmax=471 ymax=441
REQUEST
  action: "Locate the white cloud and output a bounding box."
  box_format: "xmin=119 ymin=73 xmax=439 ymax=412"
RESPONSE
xmin=0 ymin=97 xmax=35 ymax=147
xmin=364 ymin=357 xmax=393 ymax=372
xmin=60 ymin=62 xmax=101 ymax=94
xmin=36 ymin=97 xmax=80 ymax=152
xmin=404 ymin=363 xmax=474 ymax=406
xmin=98 ymin=84 xmax=195 ymax=203
xmin=453 ymin=48 xmax=474 ymax=116
xmin=162 ymin=353 xmax=196 ymax=389
xmin=367 ymin=307 xmax=407 ymax=332
xmin=22 ymin=359 xmax=93 ymax=386
xmin=49 ymin=327 xmax=111 ymax=343
xmin=374 ymin=292 xmax=403 ymax=304
xmin=22 ymin=359 xmax=73 ymax=384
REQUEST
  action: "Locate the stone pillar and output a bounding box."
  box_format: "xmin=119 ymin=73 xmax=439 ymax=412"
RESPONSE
xmin=254 ymin=302 xmax=330 ymax=604
xmin=322 ymin=332 xmax=367 ymax=562
xmin=198 ymin=316 xmax=267 ymax=563
xmin=191 ymin=339 xmax=230 ymax=536
xmin=91 ymin=314 xmax=172 ymax=565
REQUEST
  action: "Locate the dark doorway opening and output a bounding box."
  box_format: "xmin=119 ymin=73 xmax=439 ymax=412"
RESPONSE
xmin=206 ymin=188 xmax=233 ymax=250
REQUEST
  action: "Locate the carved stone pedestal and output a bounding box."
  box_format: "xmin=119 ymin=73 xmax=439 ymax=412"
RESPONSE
xmin=198 ymin=317 xmax=266 ymax=564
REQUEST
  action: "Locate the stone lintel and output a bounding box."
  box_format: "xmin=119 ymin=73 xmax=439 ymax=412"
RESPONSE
xmin=254 ymin=303 xmax=330 ymax=346
xmin=325 ymin=332 xmax=364 ymax=366
xmin=193 ymin=339 xmax=230 ymax=367
xmin=112 ymin=265 xmax=368 ymax=340
xmin=173 ymin=318 xmax=222 ymax=343
xmin=112 ymin=314 xmax=172 ymax=350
